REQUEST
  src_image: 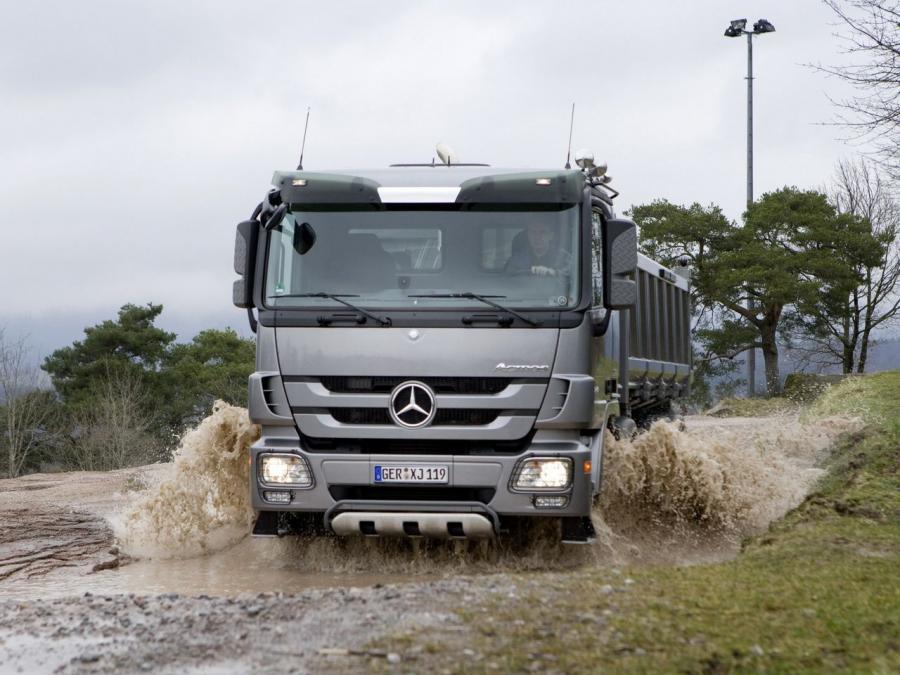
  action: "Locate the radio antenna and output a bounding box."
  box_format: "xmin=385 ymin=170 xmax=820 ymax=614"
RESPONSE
xmin=564 ymin=102 xmax=575 ymax=169
xmin=297 ymin=107 xmax=311 ymax=170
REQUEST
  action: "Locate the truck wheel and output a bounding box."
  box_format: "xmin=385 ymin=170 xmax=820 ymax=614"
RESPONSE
xmin=609 ymin=415 xmax=637 ymax=441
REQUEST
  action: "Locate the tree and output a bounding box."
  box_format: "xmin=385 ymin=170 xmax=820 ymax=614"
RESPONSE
xmin=819 ymin=0 xmax=900 ymax=177
xmin=631 ymin=188 xmax=866 ymax=395
xmin=627 ymin=201 xmax=732 ymax=323
xmin=42 ymin=303 xmax=175 ymax=408
xmin=785 ymin=158 xmax=900 ymax=372
xmin=65 ymin=367 xmax=161 ymax=471
xmin=0 ymin=330 xmax=58 ymax=477
xmin=161 ymin=328 xmax=255 ymax=430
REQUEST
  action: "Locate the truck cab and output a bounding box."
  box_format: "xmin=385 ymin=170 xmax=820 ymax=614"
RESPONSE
xmin=233 ymin=162 xmax=685 ymax=543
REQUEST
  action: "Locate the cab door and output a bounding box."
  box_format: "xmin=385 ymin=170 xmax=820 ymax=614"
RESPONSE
xmin=588 ymin=208 xmax=619 ymax=427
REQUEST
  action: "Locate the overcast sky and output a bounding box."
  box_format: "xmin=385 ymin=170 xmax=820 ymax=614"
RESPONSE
xmin=0 ymin=1 xmax=872 ymax=358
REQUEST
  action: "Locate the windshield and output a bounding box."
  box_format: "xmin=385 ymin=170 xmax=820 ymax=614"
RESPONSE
xmin=265 ymin=206 xmax=581 ymax=309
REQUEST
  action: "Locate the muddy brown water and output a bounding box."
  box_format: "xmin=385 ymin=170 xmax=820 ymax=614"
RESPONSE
xmin=0 ymin=404 xmax=861 ymax=601
xmin=0 ymin=536 xmax=409 ymax=600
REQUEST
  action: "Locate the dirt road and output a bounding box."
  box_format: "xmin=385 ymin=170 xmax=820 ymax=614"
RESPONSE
xmin=0 ymin=412 xmax=855 ymax=673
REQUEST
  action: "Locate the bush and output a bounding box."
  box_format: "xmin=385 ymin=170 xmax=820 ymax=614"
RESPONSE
xmin=783 ymin=373 xmax=846 ymax=403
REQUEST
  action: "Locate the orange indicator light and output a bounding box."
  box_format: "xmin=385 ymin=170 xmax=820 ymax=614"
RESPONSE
xmin=583 ymin=460 xmax=592 ymax=474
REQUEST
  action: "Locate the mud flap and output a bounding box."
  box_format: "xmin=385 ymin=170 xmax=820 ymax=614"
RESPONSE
xmin=561 ymin=516 xmax=596 ymax=545
xmin=252 ymin=511 xmax=279 ymax=537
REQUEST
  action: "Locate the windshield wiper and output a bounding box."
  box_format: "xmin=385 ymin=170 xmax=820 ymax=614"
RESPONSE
xmin=408 ymin=292 xmax=540 ymax=327
xmin=268 ymin=293 xmax=391 ymax=327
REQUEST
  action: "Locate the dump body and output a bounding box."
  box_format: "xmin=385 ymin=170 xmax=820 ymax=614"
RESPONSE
xmin=233 ymin=164 xmax=691 ymax=542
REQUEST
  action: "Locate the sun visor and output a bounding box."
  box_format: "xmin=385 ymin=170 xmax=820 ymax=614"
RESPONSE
xmin=456 ymin=171 xmax=583 ymax=205
xmin=275 ymin=172 xmax=382 ymax=206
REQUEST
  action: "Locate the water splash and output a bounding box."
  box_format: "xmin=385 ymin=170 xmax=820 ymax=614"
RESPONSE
xmin=592 ymin=415 xmax=860 ymax=564
xmin=113 ymin=403 xmax=859 ymax=572
xmin=114 ymin=402 xmax=259 ymax=559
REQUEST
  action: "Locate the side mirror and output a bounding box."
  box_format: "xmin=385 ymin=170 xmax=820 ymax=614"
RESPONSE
xmin=602 ymin=218 xmax=637 ymax=309
xmin=293 ymin=222 xmax=316 ymax=255
xmin=233 ymin=220 xmax=260 ymax=308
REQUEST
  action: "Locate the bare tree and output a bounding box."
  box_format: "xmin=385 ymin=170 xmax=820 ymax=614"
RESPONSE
xmin=819 ymin=0 xmax=900 ymax=177
xmin=786 ymin=158 xmax=900 ymax=372
xmin=834 ymin=158 xmax=900 ymax=371
xmin=65 ymin=367 xmax=160 ymax=471
xmin=0 ymin=329 xmax=56 ymax=477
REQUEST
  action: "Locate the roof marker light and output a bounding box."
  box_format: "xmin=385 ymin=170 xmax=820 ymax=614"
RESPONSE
xmin=292 ymin=179 xmax=308 ymax=187
xmin=535 ymin=178 xmax=552 ymax=186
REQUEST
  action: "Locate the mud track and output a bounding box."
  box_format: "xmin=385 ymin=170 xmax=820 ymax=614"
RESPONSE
xmin=0 ymin=507 xmax=115 ymax=581
xmin=0 ymin=411 xmax=857 ymax=673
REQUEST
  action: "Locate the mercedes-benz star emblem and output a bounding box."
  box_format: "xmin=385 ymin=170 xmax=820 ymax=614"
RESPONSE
xmin=389 ymin=381 xmax=436 ymax=429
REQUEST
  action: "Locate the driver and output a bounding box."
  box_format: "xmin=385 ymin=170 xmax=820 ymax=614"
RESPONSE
xmin=504 ymin=222 xmax=571 ymax=276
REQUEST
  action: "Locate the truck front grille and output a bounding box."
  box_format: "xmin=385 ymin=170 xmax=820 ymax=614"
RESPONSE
xmin=329 ymin=408 xmax=500 ymax=426
xmin=318 ymin=376 xmax=512 ymax=395
xmin=301 ymin=433 xmax=535 ymax=455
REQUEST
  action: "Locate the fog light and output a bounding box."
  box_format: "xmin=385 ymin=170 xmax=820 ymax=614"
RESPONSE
xmin=259 ymin=454 xmax=312 ymax=487
xmin=512 ymin=458 xmax=573 ymax=490
xmin=263 ymin=490 xmax=292 ymax=504
xmin=534 ymin=495 xmax=570 ymax=509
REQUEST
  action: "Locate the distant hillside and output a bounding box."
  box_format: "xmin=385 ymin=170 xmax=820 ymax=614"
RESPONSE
xmin=863 ymin=338 xmax=900 ymax=372
xmin=780 ymin=338 xmax=900 ymax=375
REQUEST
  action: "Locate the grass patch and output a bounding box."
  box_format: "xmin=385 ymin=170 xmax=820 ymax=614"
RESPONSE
xmin=378 ymin=371 xmax=900 ymax=673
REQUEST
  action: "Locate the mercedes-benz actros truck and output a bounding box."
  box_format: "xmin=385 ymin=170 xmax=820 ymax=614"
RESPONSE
xmin=233 ymin=149 xmax=691 ymax=543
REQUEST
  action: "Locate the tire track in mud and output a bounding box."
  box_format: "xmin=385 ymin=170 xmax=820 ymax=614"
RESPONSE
xmin=0 ymin=507 xmax=119 ymax=583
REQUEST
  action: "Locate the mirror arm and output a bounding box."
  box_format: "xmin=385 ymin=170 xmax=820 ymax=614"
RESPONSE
xmin=246 ymin=307 xmax=258 ymax=334
xmin=263 ymin=203 xmax=288 ymax=231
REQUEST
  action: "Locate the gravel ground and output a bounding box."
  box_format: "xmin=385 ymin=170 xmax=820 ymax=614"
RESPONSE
xmin=0 ymin=412 xmax=842 ymax=673
xmin=0 ymin=577 xmax=516 ymax=674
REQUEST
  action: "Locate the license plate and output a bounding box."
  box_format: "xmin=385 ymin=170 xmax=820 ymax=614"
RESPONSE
xmin=374 ymin=464 xmax=449 ymax=483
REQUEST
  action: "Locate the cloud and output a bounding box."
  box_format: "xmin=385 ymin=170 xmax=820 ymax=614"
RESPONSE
xmin=0 ymin=0 xmax=866 ymax=336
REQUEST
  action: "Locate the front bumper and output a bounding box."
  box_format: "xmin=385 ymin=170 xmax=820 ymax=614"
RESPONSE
xmin=249 ymin=435 xmax=595 ymax=536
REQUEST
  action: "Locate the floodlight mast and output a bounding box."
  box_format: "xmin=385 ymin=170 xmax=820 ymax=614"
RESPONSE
xmin=724 ymin=18 xmax=775 ymax=397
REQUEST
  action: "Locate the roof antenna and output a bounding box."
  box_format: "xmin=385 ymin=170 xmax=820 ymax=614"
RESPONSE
xmin=296 ymin=107 xmax=311 ymax=170
xmin=564 ymin=102 xmax=575 ymax=169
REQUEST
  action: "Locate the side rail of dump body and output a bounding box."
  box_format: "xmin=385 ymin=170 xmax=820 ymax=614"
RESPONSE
xmin=621 ymin=253 xmax=691 ymax=419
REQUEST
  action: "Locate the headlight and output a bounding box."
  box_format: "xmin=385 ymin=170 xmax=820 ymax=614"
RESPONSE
xmin=258 ymin=454 xmax=312 ymax=487
xmin=512 ymin=457 xmax=573 ymax=490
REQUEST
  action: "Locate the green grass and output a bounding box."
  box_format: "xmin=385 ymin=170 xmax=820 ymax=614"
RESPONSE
xmin=377 ymin=371 xmax=900 ymax=673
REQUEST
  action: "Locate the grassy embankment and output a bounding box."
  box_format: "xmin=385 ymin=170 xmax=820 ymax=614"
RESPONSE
xmin=381 ymin=372 xmax=900 ymax=673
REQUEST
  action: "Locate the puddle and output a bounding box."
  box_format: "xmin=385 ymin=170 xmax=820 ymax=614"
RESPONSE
xmin=0 ymin=536 xmax=415 ymax=601
xmin=0 ymin=404 xmax=862 ymax=601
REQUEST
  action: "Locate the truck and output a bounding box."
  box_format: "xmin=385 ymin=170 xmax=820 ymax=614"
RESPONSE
xmin=233 ymin=148 xmax=691 ymax=543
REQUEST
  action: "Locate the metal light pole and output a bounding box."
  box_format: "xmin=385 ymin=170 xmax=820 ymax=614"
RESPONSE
xmin=724 ymin=18 xmax=775 ymax=397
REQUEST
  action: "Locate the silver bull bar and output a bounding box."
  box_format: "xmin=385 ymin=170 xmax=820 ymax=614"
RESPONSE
xmin=331 ymin=511 xmax=495 ymax=539
xmin=325 ymin=499 xmax=499 ymax=539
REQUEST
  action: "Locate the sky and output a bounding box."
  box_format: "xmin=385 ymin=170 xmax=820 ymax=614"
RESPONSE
xmin=0 ymin=0 xmax=875 ymax=360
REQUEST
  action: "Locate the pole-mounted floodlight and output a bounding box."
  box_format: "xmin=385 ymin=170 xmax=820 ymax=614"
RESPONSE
xmin=723 ymin=17 xmax=776 ymax=37
xmin=724 ymin=19 xmax=747 ymax=37
xmin=723 ymin=17 xmax=775 ymax=397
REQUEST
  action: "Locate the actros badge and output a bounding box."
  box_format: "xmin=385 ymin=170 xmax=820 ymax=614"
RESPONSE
xmin=389 ymin=381 xmax=436 ymax=428
xmin=495 ymin=363 xmax=550 ymax=371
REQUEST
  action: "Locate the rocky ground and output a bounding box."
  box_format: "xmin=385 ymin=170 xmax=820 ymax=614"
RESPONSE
xmin=0 ymin=467 xmax=542 ymax=673
xmin=0 ymin=408 xmax=859 ymax=673
xmin=0 ymin=577 xmax=520 ymax=674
